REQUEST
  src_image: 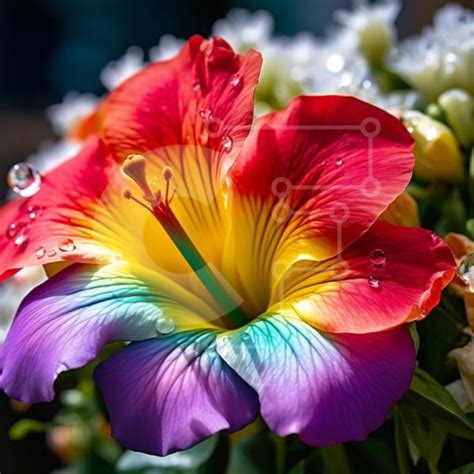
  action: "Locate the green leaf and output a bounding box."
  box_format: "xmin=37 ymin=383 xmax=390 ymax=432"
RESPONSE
xmin=394 ymin=414 xmax=412 ymax=474
xmin=227 ymin=431 xmax=278 ymax=474
xmin=9 ymin=418 xmax=48 ymax=440
xmin=320 ymin=445 xmax=352 ymax=474
xmin=398 ymin=405 xmax=447 ymax=470
xmin=449 ymin=462 xmax=474 ymax=474
xmin=401 ymin=368 xmax=474 ymax=440
xmin=117 ymin=436 xmax=217 ymax=473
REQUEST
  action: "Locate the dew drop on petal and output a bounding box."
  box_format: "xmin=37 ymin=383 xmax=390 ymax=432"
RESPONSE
xmin=156 ymin=316 xmax=175 ymax=335
xmin=222 ymin=135 xmax=233 ymax=153
xmin=230 ymin=73 xmax=241 ymax=88
xmin=199 ymin=107 xmax=212 ymax=121
xmin=47 ymin=248 xmax=57 ymax=257
xmin=27 ymin=205 xmax=40 ymax=220
xmin=368 ymin=275 xmax=380 ymax=288
xmin=59 ymin=238 xmax=76 ymax=252
xmin=192 ymin=81 xmax=200 ymax=92
xmin=369 ymin=248 xmax=386 ymax=267
xmin=6 ymin=223 xmax=19 ymax=239
xmin=7 ymin=163 xmax=42 ymax=197
xmin=335 ymin=158 xmax=344 ymax=167
xmin=14 ymin=233 xmax=28 ymax=247
xmin=35 ymin=246 xmax=46 ymax=259
xmin=242 ymin=332 xmax=250 ymax=341
xmin=458 ymin=253 xmax=474 ymax=292
xmin=429 ymin=231 xmax=439 ymax=242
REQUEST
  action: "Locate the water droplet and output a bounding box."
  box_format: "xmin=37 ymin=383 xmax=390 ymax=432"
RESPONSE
xmin=59 ymin=238 xmax=76 ymax=252
xmin=7 ymin=163 xmax=42 ymax=197
xmin=192 ymin=81 xmax=200 ymax=92
xmin=430 ymin=232 xmax=439 ymax=242
xmin=14 ymin=233 xmax=28 ymax=247
xmin=27 ymin=205 xmax=40 ymax=220
xmin=6 ymin=223 xmax=19 ymax=239
xmin=35 ymin=246 xmax=46 ymax=259
xmin=369 ymin=248 xmax=386 ymax=267
xmin=368 ymin=275 xmax=380 ymax=288
xmin=156 ymin=316 xmax=175 ymax=335
xmin=335 ymin=158 xmax=344 ymax=167
xmin=222 ymin=135 xmax=233 ymax=153
xmin=458 ymin=253 xmax=474 ymax=292
xmin=47 ymin=248 xmax=57 ymax=257
xmin=199 ymin=107 xmax=212 ymax=121
xmin=242 ymin=332 xmax=250 ymax=341
xmin=230 ymin=73 xmax=241 ymax=88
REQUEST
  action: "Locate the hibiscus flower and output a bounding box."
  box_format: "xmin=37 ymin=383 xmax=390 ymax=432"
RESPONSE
xmin=0 ymin=36 xmax=455 ymax=455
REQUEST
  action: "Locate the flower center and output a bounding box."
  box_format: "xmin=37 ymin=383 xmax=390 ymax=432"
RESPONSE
xmin=122 ymin=154 xmax=248 ymax=328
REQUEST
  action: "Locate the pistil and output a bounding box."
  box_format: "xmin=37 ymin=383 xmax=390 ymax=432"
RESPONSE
xmin=122 ymin=155 xmax=248 ymax=328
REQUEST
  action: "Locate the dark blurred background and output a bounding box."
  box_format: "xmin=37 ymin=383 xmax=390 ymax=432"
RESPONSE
xmin=0 ymin=0 xmax=470 ymax=472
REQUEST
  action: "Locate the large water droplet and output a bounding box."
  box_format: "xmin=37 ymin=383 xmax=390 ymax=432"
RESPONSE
xmin=14 ymin=233 xmax=28 ymax=247
xmin=458 ymin=253 xmax=474 ymax=292
xmin=369 ymin=248 xmax=386 ymax=267
xmin=35 ymin=246 xmax=46 ymax=259
xmin=6 ymin=223 xmax=19 ymax=239
xmin=156 ymin=316 xmax=175 ymax=335
xmin=7 ymin=163 xmax=42 ymax=197
xmin=59 ymin=238 xmax=76 ymax=252
xmin=368 ymin=275 xmax=380 ymax=288
xmin=230 ymin=73 xmax=241 ymax=88
xmin=222 ymin=135 xmax=233 ymax=153
xmin=199 ymin=107 xmax=212 ymax=121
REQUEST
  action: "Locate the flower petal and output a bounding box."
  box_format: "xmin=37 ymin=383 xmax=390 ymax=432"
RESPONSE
xmin=224 ymin=95 xmax=414 ymax=313
xmin=0 ymin=262 xmax=219 ymax=403
xmin=95 ymin=331 xmax=259 ymax=456
xmin=103 ymin=36 xmax=262 ymax=268
xmin=0 ymin=138 xmax=117 ymax=281
xmin=270 ymin=221 xmax=455 ymax=333
xmin=216 ymin=313 xmax=415 ymax=446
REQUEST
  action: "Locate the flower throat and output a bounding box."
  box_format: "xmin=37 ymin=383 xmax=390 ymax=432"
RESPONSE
xmin=122 ymin=154 xmax=248 ymax=328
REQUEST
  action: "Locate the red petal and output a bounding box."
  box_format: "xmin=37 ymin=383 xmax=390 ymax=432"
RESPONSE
xmin=103 ymin=35 xmax=262 ymax=163
xmin=230 ymin=95 xmax=415 ymax=259
xmin=271 ymin=221 xmax=456 ymax=333
xmin=0 ymin=138 xmax=117 ymax=281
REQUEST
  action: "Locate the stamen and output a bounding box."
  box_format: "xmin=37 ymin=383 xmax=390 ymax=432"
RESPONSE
xmin=122 ymin=188 xmax=153 ymax=213
xmin=122 ymin=155 xmax=154 ymax=201
xmin=122 ymin=164 xmax=248 ymax=328
xmin=162 ymin=166 xmax=174 ymax=203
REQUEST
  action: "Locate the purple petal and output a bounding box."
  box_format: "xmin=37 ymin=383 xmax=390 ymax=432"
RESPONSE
xmin=94 ymin=330 xmax=259 ymax=455
xmin=0 ymin=263 xmax=212 ymax=403
xmin=216 ymin=314 xmax=415 ymax=446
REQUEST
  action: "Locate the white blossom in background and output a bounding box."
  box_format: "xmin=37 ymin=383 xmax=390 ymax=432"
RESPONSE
xmin=47 ymin=92 xmax=98 ymax=137
xmin=448 ymin=328 xmax=474 ymax=413
xmin=334 ymin=0 xmax=400 ymax=63
xmin=100 ymin=46 xmax=146 ymax=91
xmin=389 ymin=4 xmax=474 ymax=101
xmin=0 ymin=267 xmax=46 ymax=342
xmin=212 ymin=9 xmax=274 ymax=51
xmin=149 ymin=34 xmax=184 ymax=62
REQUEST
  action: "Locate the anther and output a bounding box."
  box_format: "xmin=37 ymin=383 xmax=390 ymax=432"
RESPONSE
xmin=122 ymin=188 xmax=153 ymax=213
xmin=122 ymin=155 xmax=154 ymax=201
xmin=162 ymin=166 xmax=175 ymax=203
